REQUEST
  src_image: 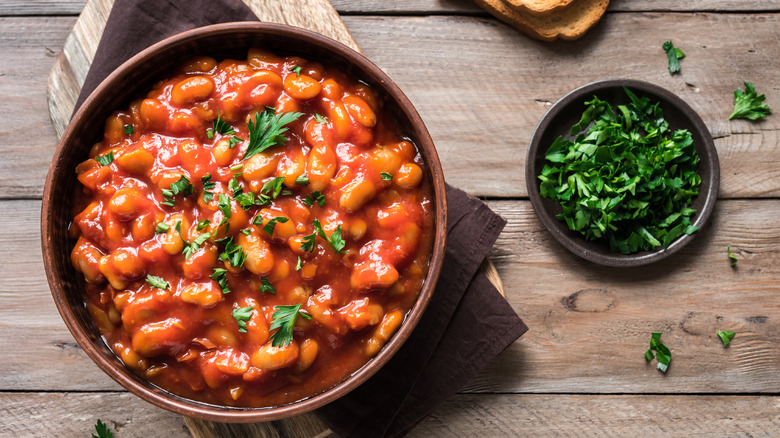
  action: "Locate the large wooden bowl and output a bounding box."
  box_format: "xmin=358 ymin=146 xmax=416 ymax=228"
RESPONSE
xmin=41 ymin=22 xmax=446 ymax=422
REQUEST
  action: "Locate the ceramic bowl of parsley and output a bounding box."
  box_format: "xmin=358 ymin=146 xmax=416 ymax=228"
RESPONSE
xmin=526 ymin=79 xmax=719 ymax=267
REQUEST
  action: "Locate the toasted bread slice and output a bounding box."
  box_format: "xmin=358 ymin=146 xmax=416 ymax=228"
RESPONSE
xmin=503 ymin=0 xmax=576 ymax=16
xmin=474 ymin=0 xmax=610 ymax=42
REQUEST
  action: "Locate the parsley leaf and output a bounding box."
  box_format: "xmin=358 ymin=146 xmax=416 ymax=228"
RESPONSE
xmin=262 ymin=177 xmax=286 ymax=199
xmin=302 ymin=191 xmax=325 ymax=207
xmin=645 ymin=332 xmax=672 ymax=372
xmin=145 ymin=274 xmax=169 ymax=290
xmin=729 ymin=81 xmax=771 ymax=120
xmin=662 ymin=40 xmax=685 ymax=74
xmin=243 ymin=109 xmax=303 ymax=160
xmin=269 ymin=304 xmax=311 ymax=347
xmin=196 ymin=219 xmax=211 ymax=231
xmin=295 ymin=174 xmax=310 ymax=186
xmin=259 ymin=277 xmax=276 ymax=295
xmin=307 ymin=219 xmax=346 ymax=253
xmin=229 ymin=173 xmax=243 ymax=197
xmin=315 ymin=113 xmax=328 ymax=124
xmin=95 ymin=152 xmax=114 ymax=166
xmin=155 ymin=222 xmax=170 ymax=234
xmin=717 ymin=330 xmax=736 ymax=346
xmin=300 ymin=231 xmax=317 ymax=252
xmin=232 ymin=306 xmax=253 ymax=333
xmin=295 ymin=255 xmax=303 ymax=271
xmin=380 ymin=172 xmax=393 ymax=181
xmin=216 ymin=236 xmax=247 ymax=268
xmin=290 ymin=65 xmax=302 ymax=76
xmin=92 ymin=419 xmax=113 ymax=438
xmin=208 ymin=110 xmax=235 ymax=139
xmin=201 ymin=174 xmax=216 ymax=203
xmin=539 ymin=88 xmax=701 ymax=254
xmin=162 ymin=175 xmax=194 ymax=207
xmin=182 ymin=232 xmax=210 ymax=259
xmin=263 ymin=216 xmax=289 ymax=235
xmin=218 ymin=193 xmax=232 ymax=218
xmin=210 ymin=268 xmax=230 ymax=294
xmin=727 ymin=246 xmax=738 ymax=266
xmin=123 ymin=124 xmax=134 ymax=135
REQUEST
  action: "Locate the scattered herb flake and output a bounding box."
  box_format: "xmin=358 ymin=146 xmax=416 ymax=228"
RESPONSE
xmin=269 ymin=304 xmax=311 ymax=347
xmin=259 ymin=277 xmax=276 ymax=295
xmin=155 ymin=222 xmax=170 ymax=235
xmin=218 ymin=193 xmax=232 ymax=218
xmin=210 ymin=268 xmax=230 ymax=294
xmin=162 ymin=175 xmax=194 ymax=207
xmin=302 ymin=191 xmax=325 ymax=207
xmin=232 ymin=306 xmax=253 ymax=333
xmin=123 ymin=124 xmax=135 ymax=135
xmin=210 ymin=110 xmax=235 ymax=138
xmin=183 ymin=232 xmax=211 ymax=259
xmin=315 ymin=113 xmax=328 ymax=124
xmin=252 ymin=215 xmax=263 ymax=226
xmin=262 ymin=177 xmax=286 ymax=199
xmin=311 ymin=218 xmax=346 ymax=253
xmin=300 ymin=231 xmax=317 ymax=253
xmin=295 ymin=174 xmax=310 ymax=186
xmin=216 ymin=236 xmax=247 ymax=268
xmin=263 ymin=216 xmax=289 ymax=236
xmin=95 ymin=152 xmax=114 ymax=166
xmin=662 ymin=40 xmax=684 ymax=74
xmin=202 ymin=174 xmax=216 ymax=203
xmin=645 ymin=332 xmax=672 ymax=373
xmin=295 ymin=255 xmax=303 ymax=271
xmin=241 ymin=228 xmax=251 ymax=235
xmin=230 ymin=163 xmax=244 ymax=171
xmin=290 ymin=65 xmax=303 ymax=77
xmin=717 ymin=330 xmax=736 ymax=346
xmin=727 ymin=246 xmax=738 ymax=267
xmin=146 ymin=274 xmax=169 ymax=290
xmin=729 ymin=81 xmax=771 ymax=121
xmin=243 ymin=109 xmax=303 ymax=160
xmin=380 ymin=172 xmax=393 ymax=181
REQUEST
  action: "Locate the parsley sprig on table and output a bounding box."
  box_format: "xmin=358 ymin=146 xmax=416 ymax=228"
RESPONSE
xmin=269 ymin=304 xmax=311 ymax=347
xmin=539 ymin=87 xmax=701 ymax=254
xmin=645 ymin=332 xmax=672 ymax=372
xmin=717 ymin=330 xmax=736 ymax=346
xmin=243 ymin=108 xmax=303 ymax=160
xmin=92 ymin=419 xmax=113 ymax=438
xmin=662 ymin=40 xmax=685 ymax=74
xmin=729 ymin=81 xmax=771 ymax=120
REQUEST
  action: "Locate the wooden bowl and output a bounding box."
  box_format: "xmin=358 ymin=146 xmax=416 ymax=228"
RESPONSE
xmin=526 ymin=79 xmax=719 ymax=267
xmin=41 ymin=22 xmax=446 ymax=422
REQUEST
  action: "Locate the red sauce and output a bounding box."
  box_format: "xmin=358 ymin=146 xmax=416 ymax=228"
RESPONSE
xmin=70 ymin=49 xmax=434 ymax=407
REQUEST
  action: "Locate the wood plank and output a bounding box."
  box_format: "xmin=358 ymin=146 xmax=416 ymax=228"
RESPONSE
xmin=3 ymin=13 xmax=780 ymax=198
xmin=4 ymin=198 xmax=780 ymax=393
xmin=2 ymin=392 xmax=779 ymax=436
xmin=3 ymin=0 xmax=780 ymax=16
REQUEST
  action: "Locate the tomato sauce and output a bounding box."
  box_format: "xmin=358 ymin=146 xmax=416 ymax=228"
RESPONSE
xmin=70 ymin=49 xmax=434 ymax=407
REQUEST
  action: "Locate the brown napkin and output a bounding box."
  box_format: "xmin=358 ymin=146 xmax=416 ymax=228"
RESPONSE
xmin=72 ymin=1 xmax=527 ymax=436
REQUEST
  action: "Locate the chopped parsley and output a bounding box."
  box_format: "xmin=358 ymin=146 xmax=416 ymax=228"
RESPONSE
xmin=729 ymin=81 xmax=771 ymax=120
xmin=727 ymin=246 xmax=738 ymax=267
xmin=259 ymin=277 xmax=276 ymax=295
xmin=92 ymin=419 xmax=113 ymax=438
xmin=241 ymin=228 xmax=251 ymax=235
xmin=210 ymin=268 xmax=230 ymax=294
xmin=235 ymin=192 xmax=271 ymax=210
xmin=243 ymin=109 xmax=303 ymax=160
xmin=182 ymin=232 xmax=210 ymax=259
xmin=645 ymin=332 xmax=672 ymax=373
xmin=295 ymin=255 xmax=303 ymax=271
xmin=295 ymin=174 xmax=310 ymax=186
xmin=252 ymin=215 xmax=263 ymax=226
xmin=230 ymin=163 xmax=244 ymax=171
xmin=196 ymin=219 xmax=211 ymax=231
xmin=216 ymin=236 xmax=247 ymax=268
xmin=315 ymin=113 xmax=328 ymax=124
xmin=229 ymin=173 xmax=243 ymax=197
xmin=95 ymin=152 xmax=114 ymax=166
xmin=263 ymin=216 xmax=289 ymax=236
xmin=161 ymin=175 xmax=194 ymax=207
xmin=302 ymin=191 xmax=325 ymax=207
xmin=218 ymin=193 xmax=232 ymax=218
xmin=269 ymin=304 xmax=311 ymax=347
xmin=262 ymin=177 xmax=286 ymax=199
xmin=145 ymin=274 xmax=169 ymax=290
xmin=662 ymin=41 xmax=685 ymax=74
xmin=207 ymin=110 xmax=235 ymax=139
xmin=717 ymin=330 xmax=736 ymax=346
xmin=155 ymin=222 xmax=170 ymax=234
xmin=290 ymin=65 xmax=302 ymax=76
xmin=539 ymin=87 xmax=701 ymax=254
xmin=232 ymin=306 xmax=253 ymax=333
xmin=201 ymin=174 xmax=216 ymax=203
xmin=300 ymin=218 xmax=345 ymax=253
xmin=380 ymin=172 xmax=393 ymax=181
xmin=300 ymin=231 xmax=317 ymax=253
xmin=123 ymin=124 xmax=135 ymax=135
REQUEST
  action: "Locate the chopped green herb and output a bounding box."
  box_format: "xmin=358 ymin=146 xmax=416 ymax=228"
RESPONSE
xmin=196 ymin=219 xmax=211 ymax=231
xmin=315 ymin=113 xmax=328 ymax=124
xmin=95 ymin=152 xmax=114 ymax=166
xmin=259 ymin=277 xmax=276 ymax=295
xmin=309 ymin=218 xmax=346 ymax=253
xmin=123 ymin=124 xmax=135 ymax=135
xmin=295 ymin=174 xmax=310 ymax=186
xmin=263 ymin=216 xmax=289 ymax=236
xmin=302 ymin=191 xmax=325 ymax=207
xmin=218 ymin=217 xmax=230 ymax=233
xmin=235 ymin=192 xmax=271 ymax=210
xmin=252 ymin=215 xmax=263 ymax=226
xmin=218 ymin=193 xmax=232 ymax=218
xmin=146 ymin=274 xmax=169 ymax=290
xmin=232 ymin=306 xmax=253 ymax=333
xmin=201 ymin=174 xmax=216 ymax=203
xmin=243 ymin=109 xmax=303 ymax=160
xmin=269 ymin=304 xmax=311 ymax=347
xmin=300 ymin=231 xmax=317 ymax=253
xmin=210 ymin=268 xmax=230 ymax=294
xmin=380 ymin=172 xmax=393 ymax=181
xmin=662 ymin=41 xmax=685 ymax=74
xmin=539 ymin=88 xmax=701 ymax=254
xmin=717 ymin=330 xmax=736 ymax=346
xmin=92 ymin=419 xmax=113 ymax=438
xmin=162 ymin=175 xmax=194 ymax=207
xmin=727 ymin=246 xmax=738 ymax=266
xmin=208 ymin=110 xmax=235 ymax=139
xmin=295 ymin=255 xmax=303 ymax=271
xmin=729 ymin=81 xmax=771 ymax=120
xmin=230 ymin=164 xmax=244 ymax=171
xmin=262 ymin=177 xmax=286 ymax=199
xmin=241 ymin=228 xmax=251 ymax=235
xmin=183 ymin=232 xmax=210 ymax=259
xmin=155 ymin=222 xmax=170 ymax=234
xmin=216 ymin=236 xmax=247 ymax=268
xmin=290 ymin=65 xmax=303 ymax=76
xmin=228 ymin=135 xmax=244 ymax=148
xmin=645 ymin=332 xmax=672 ymax=373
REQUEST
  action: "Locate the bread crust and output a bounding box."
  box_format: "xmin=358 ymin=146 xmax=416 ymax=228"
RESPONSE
xmin=474 ymin=0 xmax=609 ymax=42
xmin=502 ymin=0 xmax=576 ymax=17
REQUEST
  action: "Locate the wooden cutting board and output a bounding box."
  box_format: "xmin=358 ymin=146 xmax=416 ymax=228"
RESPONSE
xmin=46 ymin=0 xmax=506 ymax=436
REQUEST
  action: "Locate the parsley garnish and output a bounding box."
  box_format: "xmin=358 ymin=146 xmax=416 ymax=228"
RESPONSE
xmin=295 ymin=255 xmax=302 ymax=271
xmin=300 ymin=231 xmax=317 ymax=253
xmin=727 ymin=246 xmax=738 ymax=266
xmin=662 ymin=41 xmax=685 ymax=74
xmin=263 ymin=216 xmax=289 ymax=235
xmin=95 ymin=152 xmax=114 ymax=166
xmin=235 ymin=192 xmax=271 ymax=210
xmin=315 ymin=113 xmax=328 ymax=124
xmin=145 ymin=274 xmax=169 ymax=290
xmin=92 ymin=419 xmax=113 ymax=438
xmin=210 ymin=268 xmax=230 ymax=294
xmin=380 ymin=172 xmax=393 ymax=181
xmin=216 ymin=236 xmax=247 ymax=267
xmin=182 ymin=232 xmax=210 ymax=259
xmin=729 ymin=81 xmax=771 ymax=120
xmin=218 ymin=217 xmax=230 ymax=233
xmin=155 ymin=222 xmax=170 ymax=234
xmin=302 ymin=191 xmax=325 ymax=207
xmin=241 ymin=228 xmax=251 ymax=235
xmin=290 ymin=65 xmax=302 ymax=76
xmin=201 ymin=174 xmax=215 ymax=203
xmin=645 ymin=332 xmax=672 ymax=372
xmin=539 ymin=88 xmax=701 ymax=254
xmin=301 ymin=219 xmax=345 ymax=253
xmin=717 ymin=330 xmax=736 ymax=346
xmin=252 ymin=215 xmax=263 ymax=226
xmin=162 ymin=175 xmax=194 ymax=207
xmin=196 ymin=219 xmax=211 ymax=231
xmin=295 ymin=174 xmax=310 ymax=186
xmin=259 ymin=277 xmax=276 ymax=295
xmin=207 ymin=110 xmax=235 ymax=139
xmin=232 ymin=306 xmax=253 ymax=333
xmin=243 ymin=109 xmax=303 ymax=160
xmin=229 ymin=173 xmax=243 ymax=197
xmin=218 ymin=193 xmax=232 ymax=218
xmin=262 ymin=177 xmax=286 ymax=199
xmin=230 ymin=164 xmax=244 ymax=171
xmin=269 ymin=304 xmax=311 ymax=347
xmin=123 ymin=124 xmax=134 ymax=135
xmin=229 ymin=135 xmax=244 ymax=148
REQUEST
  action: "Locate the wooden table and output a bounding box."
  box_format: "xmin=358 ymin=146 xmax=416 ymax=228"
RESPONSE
xmin=2 ymin=1 xmax=779 ymax=435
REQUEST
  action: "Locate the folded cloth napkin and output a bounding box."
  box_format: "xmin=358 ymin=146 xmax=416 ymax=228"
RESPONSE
xmin=72 ymin=1 xmax=528 ymax=436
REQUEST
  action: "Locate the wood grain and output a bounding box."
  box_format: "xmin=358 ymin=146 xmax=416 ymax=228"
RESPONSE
xmin=2 ymin=14 xmax=778 ymax=198
xmin=4 ymin=199 xmax=780 ymax=394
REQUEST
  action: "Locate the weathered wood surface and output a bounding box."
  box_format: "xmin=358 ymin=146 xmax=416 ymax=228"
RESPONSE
xmin=3 ymin=13 xmax=780 ymax=199
xmin=3 ymin=392 xmax=780 ymax=436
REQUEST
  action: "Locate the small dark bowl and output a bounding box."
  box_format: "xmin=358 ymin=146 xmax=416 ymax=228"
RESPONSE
xmin=41 ymin=23 xmax=447 ymax=422
xmin=526 ymin=79 xmax=719 ymax=267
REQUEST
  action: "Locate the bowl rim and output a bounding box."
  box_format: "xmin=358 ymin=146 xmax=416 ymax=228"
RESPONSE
xmin=41 ymin=21 xmax=447 ymax=422
xmin=525 ymin=78 xmax=720 ymax=267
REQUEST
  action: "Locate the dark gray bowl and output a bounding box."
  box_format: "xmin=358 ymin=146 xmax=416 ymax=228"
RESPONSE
xmin=526 ymin=79 xmax=719 ymax=267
